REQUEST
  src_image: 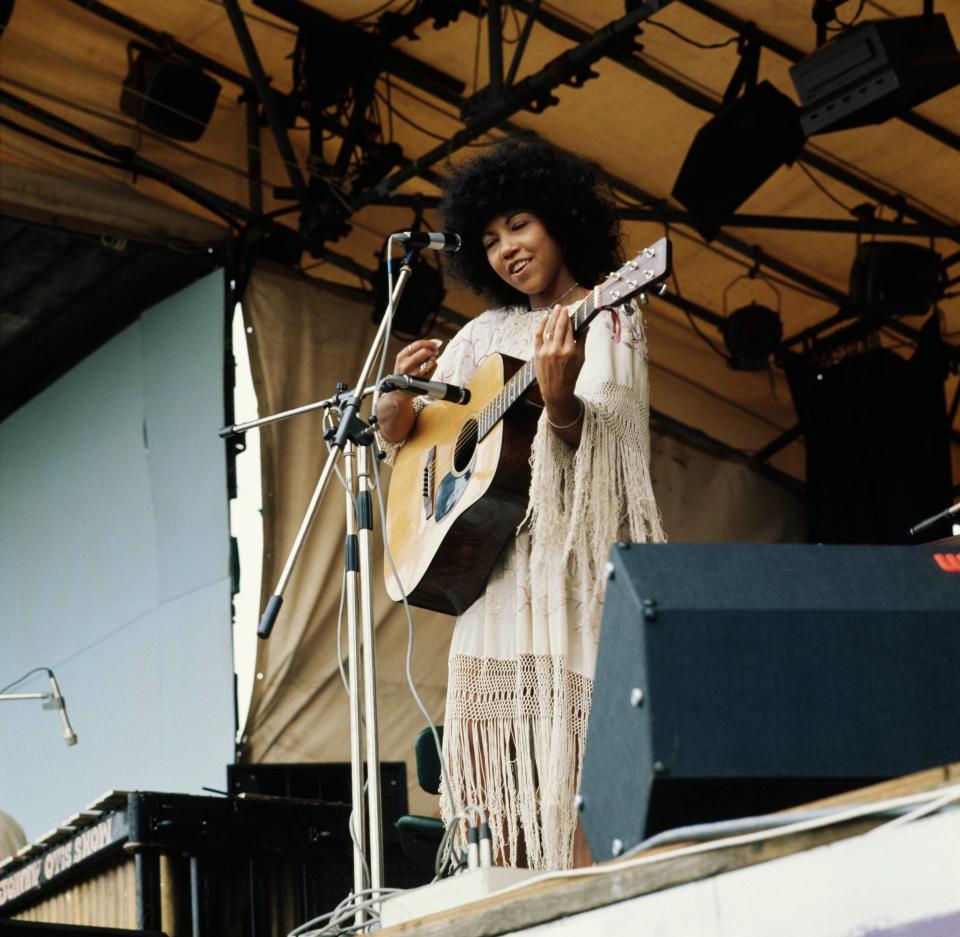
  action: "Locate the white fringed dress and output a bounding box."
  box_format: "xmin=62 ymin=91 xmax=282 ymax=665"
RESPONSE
xmin=385 ymin=300 xmax=664 ymax=870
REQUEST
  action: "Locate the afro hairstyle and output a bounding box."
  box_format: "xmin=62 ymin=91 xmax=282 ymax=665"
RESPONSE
xmin=439 ymin=135 xmax=623 ymax=308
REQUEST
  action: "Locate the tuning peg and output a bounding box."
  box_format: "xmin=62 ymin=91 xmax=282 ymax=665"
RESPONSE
xmin=639 ymin=292 xmax=650 ymax=306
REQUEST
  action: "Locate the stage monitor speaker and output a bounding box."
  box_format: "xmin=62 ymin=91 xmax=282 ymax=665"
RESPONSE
xmin=579 ymin=542 xmax=960 ymax=861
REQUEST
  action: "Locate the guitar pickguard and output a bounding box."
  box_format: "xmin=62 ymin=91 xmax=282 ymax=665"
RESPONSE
xmin=434 ymin=465 xmax=473 ymax=523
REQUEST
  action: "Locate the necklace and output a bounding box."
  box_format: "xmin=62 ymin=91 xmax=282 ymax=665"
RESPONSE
xmin=528 ymin=282 xmax=582 ymax=313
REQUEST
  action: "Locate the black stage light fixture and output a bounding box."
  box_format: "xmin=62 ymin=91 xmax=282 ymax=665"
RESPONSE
xmin=791 ymin=14 xmax=960 ymax=136
xmin=850 ymin=241 xmax=945 ymax=319
xmin=298 ymin=178 xmax=353 ymax=251
xmin=721 ymin=301 xmax=784 ymax=371
xmin=351 ymin=133 xmax=405 ymax=194
xmin=0 ymin=0 xmax=15 ymax=37
xmin=672 ymin=82 xmax=805 ymax=242
xmin=120 ymin=44 xmax=221 ymax=142
xmin=294 ymin=17 xmax=372 ymax=113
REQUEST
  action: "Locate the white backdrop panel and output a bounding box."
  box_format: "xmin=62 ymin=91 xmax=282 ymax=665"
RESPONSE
xmin=0 ymin=271 xmax=234 ymax=841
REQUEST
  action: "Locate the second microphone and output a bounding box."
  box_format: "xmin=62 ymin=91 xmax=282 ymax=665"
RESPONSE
xmin=379 ymin=374 xmax=471 ymax=405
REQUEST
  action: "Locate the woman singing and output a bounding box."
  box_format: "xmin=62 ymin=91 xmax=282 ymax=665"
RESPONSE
xmin=376 ymin=136 xmax=665 ymax=870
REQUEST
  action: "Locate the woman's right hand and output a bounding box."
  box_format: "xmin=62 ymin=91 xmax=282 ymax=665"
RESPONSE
xmin=394 ymin=338 xmax=443 ymax=379
xmin=376 ymin=338 xmax=443 ymax=442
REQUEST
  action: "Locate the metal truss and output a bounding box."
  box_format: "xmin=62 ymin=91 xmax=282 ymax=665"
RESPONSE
xmin=24 ymin=0 xmax=960 ymax=468
xmin=677 ymin=0 xmax=960 ymax=154
xmin=508 ymin=0 xmax=960 ymax=248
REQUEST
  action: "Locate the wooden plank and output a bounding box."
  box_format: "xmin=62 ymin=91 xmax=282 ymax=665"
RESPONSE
xmin=783 ymin=761 xmax=960 ymax=812
xmin=377 ymin=819 xmax=881 ymax=936
xmin=378 ymin=763 xmax=960 ymax=937
xmin=0 ymin=163 xmax=226 ymax=247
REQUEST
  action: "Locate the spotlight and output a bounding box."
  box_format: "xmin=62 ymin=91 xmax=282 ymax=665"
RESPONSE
xmin=299 ymin=178 xmax=352 ymax=251
xmin=791 ymin=14 xmax=960 ymax=136
xmin=672 ymin=81 xmax=804 ymax=242
xmin=0 ymin=1 xmax=15 ymax=37
xmin=351 ymin=136 xmax=405 ymax=193
xmin=120 ymin=43 xmax=221 ymax=142
xmin=721 ymin=302 xmax=784 ymax=371
xmin=293 ymin=16 xmax=374 ymax=113
xmin=849 ymin=242 xmax=945 ymax=318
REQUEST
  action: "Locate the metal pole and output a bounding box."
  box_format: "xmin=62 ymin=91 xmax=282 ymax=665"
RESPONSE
xmin=256 ymin=261 xmax=415 ymax=638
xmin=356 ymin=444 xmax=384 ymax=896
xmin=343 ymin=444 xmax=369 ymax=913
xmin=506 ymin=0 xmax=542 ymax=87
xmin=488 ymin=0 xmax=503 ymax=92
xmin=222 ymin=0 xmax=309 ymax=202
xmin=244 ymin=94 xmax=263 ymax=216
xmin=256 ymin=442 xmax=346 ymax=637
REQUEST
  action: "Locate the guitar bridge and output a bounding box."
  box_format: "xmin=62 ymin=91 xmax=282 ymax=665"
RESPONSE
xmin=422 ymin=445 xmax=436 ymax=520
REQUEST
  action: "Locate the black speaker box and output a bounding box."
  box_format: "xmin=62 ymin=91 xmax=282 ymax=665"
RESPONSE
xmin=580 ymin=542 xmax=960 ymax=861
xmin=120 ymin=46 xmax=221 ymax=142
xmin=671 ymin=81 xmax=804 ymax=242
xmin=791 ymin=14 xmax=960 ymax=135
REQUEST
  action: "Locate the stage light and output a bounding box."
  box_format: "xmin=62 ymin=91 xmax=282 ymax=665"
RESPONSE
xmin=849 ymin=241 xmax=945 ymax=319
xmin=671 ymin=81 xmax=805 ymax=242
xmin=299 ymin=178 xmax=353 ymax=250
xmin=791 ymin=14 xmax=960 ymax=136
xmin=0 ymin=1 xmax=15 ymax=37
xmin=721 ymin=302 xmax=784 ymax=371
xmin=120 ymin=43 xmax=221 ymax=142
xmin=351 ymin=137 xmax=405 ymax=193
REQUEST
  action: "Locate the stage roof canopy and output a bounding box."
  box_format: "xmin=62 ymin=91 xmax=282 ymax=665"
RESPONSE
xmin=1 ymin=0 xmax=958 ymax=479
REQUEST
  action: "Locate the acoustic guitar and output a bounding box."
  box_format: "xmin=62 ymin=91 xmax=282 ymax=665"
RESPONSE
xmin=384 ymin=237 xmax=672 ymax=615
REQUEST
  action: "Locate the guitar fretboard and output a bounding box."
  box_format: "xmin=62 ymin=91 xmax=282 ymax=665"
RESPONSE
xmin=477 ymin=290 xmax=597 ymax=441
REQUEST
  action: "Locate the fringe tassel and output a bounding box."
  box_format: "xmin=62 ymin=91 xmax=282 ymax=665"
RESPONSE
xmin=525 ymin=380 xmax=666 ymax=636
xmin=441 ymin=654 xmax=590 ymax=871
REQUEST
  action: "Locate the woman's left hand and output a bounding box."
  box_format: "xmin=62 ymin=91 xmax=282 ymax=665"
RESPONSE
xmin=534 ymin=303 xmax=587 ymax=436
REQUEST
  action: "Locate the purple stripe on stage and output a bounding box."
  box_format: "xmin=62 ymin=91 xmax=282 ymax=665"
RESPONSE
xmin=861 ymin=912 xmax=960 ymax=937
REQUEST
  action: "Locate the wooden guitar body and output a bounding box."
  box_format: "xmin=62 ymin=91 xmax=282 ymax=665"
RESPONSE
xmin=383 ymin=237 xmax=671 ymax=616
xmin=384 ymin=352 xmax=540 ymax=615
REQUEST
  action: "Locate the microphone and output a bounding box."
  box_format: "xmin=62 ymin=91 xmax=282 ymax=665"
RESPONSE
xmin=47 ymin=672 xmax=78 ymax=746
xmin=396 ymin=231 xmax=461 ymax=253
xmin=379 ymin=374 xmax=471 ymax=405
xmin=909 ymin=502 xmax=960 ymax=538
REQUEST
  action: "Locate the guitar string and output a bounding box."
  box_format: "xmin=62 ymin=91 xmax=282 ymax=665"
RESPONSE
xmin=474 ymin=298 xmax=592 ymax=434
xmin=443 ymin=249 xmax=666 ymax=464
xmin=450 ymin=297 xmax=594 ymax=463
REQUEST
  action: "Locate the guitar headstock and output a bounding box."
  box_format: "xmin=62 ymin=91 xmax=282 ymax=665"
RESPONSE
xmin=596 ymin=237 xmax=672 ymax=310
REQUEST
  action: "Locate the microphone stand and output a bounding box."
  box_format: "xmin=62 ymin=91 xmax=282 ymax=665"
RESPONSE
xmin=223 ymin=245 xmax=425 ymax=916
xmin=909 ymin=502 xmax=960 ymax=539
xmin=0 ymin=672 xmax=78 ymax=746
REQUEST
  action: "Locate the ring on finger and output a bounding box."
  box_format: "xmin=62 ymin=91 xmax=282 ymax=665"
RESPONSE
xmin=544 ymin=330 xmax=553 ymax=340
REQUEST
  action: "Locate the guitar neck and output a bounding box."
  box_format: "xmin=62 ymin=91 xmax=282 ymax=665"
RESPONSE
xmin=477 ymin=290 xmax=600 ymax=441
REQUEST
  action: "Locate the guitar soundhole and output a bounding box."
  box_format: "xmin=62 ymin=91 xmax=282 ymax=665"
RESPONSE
xmin=453 ymin=418 xmax=478 ymax=474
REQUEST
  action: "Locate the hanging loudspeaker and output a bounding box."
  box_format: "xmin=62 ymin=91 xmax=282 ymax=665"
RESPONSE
xmin=120 ymin=44 xmax=221 ymax=142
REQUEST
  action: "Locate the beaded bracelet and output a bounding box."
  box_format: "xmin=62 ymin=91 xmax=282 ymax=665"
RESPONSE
xmin=545 ymin=398 xmax=584 ymax=430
